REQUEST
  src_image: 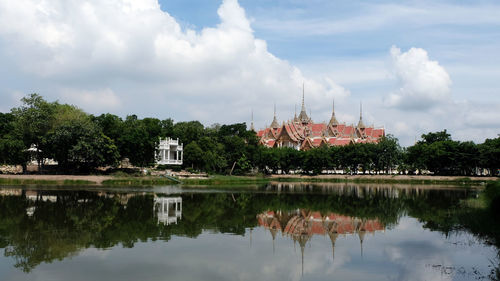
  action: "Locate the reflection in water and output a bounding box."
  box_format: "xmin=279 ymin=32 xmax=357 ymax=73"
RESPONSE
xmin=0 ymin=184 xmax=497 ymax=280
xmin=154 ymin=196 xmax=182 ymax=225
xmin=258 ymin=209 xmax=385 ymax=275
xmin=266 ymin=182 xmax=471 ymax=198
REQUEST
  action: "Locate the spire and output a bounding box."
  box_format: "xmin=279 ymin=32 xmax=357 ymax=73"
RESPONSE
xmin=298 ymin=83 xmax=310 ymax=124
xmin=301 ymin=83 xmax=305 ymax=111
xmin=270 ymin=228 xmax=277 ymax=254
xmin=329 ymin=99 xmax=339 ymax=126
xmin=357 ymin=101 xmax=365 ymax=129
xmin=270 ymin=103 xmax=279 ymax=129
xmin=298 ymin=234 xmax=307 ymax=276
xmin=294 ymin=104 xmax=298 ymax=122
xmin=358 ymin=229 xmax=366 ymax=258
xmin=328 ymin=232 xmax=338 ymax=264
xmin=250 ymin=110 xmax=255 ymax=131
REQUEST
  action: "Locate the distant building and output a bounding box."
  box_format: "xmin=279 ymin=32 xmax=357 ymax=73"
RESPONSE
xmin=255 ymin=91 xmax=385 ymax=150
xmin=155 ymin=138 xmax=183 ymax=165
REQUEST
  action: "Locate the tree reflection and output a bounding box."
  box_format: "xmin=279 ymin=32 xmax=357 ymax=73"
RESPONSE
xmin=0 ymin=184 xmax=497 ymax=277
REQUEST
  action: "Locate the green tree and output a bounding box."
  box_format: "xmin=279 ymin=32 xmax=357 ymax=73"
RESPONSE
xmin=374 ymin=135 xmax=402 ymax=174
xmin=173 ymin=121 xmax=204 ymax=144
xmin=479 ymin=137 xmax=500 ymax=176
xmin=456 ymin=141 xmax=479 ymax=176
xmin=303 ymin=146 xmax=331 ymax=174
xmin=421 ymin=130 xmax=451 ymax=144
xmin=118 ymin=115 xmax=161 ymax=167
xmin=0 ymin=113 xmax=27 ymax=165
xmin=93 ymin=113 xmax=124 ymax=142
xmin=11 ymin=94 xmax=57 ymax=170
xmin=46 ymin=105 xmax=119 ymax=170
xmin=183 ymin=141 xmax=204 ymax=169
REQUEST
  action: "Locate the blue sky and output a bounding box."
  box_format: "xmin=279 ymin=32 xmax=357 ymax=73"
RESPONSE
xmin=0 ymin=0 xmax=498 ymax=145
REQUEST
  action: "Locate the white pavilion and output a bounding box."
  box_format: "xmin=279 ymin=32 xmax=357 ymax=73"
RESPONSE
xmin=155 ymin=138 xmax=183 ymax=165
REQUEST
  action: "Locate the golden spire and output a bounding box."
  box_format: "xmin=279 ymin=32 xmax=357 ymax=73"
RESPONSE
xmin=250 ymin=110 xmax=255 ymax=131
xmin=359 ymin=229 xmax=366 ymax=258
xmin=329 ymin=99 xmax=339 ymax=126
xmin=270 ymin=103 xmax=280 ymax=129
xmin=294 ymin=104 xmax=298 ymax=122
xmin=357 ymin=101 xmax=365 ymax=129
xmin=329 ymin=232 xmax=338 ymax=264
xmin=298 ymin=83 xmax=310 ymax=124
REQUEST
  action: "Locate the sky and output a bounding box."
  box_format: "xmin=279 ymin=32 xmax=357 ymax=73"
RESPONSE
xmin=0 ymin=0 xmax=499 ymax=146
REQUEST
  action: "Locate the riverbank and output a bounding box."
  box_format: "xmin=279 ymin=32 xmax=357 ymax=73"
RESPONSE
xmin=270 ymin=174 xmax=498 ymax=185
xmin=0 ymin=175 xmax=177 ymax=186
xmin=1 ymin=174 xmax=496 ymax=186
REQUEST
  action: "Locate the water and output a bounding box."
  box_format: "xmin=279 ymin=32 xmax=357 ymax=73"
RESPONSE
xmin=0 ymin=183 xmax=498 ymax=281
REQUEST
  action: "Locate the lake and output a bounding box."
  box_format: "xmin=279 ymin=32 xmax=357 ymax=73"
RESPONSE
xmin=0 ymin=183 xmax=498 ymax=281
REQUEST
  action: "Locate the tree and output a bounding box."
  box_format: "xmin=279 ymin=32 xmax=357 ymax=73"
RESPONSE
xmin=45 ymin=105 xmax=119 ymax=170
xmin=11 ymin=94 xmax=57 ymax=170
xmin=173 ymin=121 xmax=204 ymax=144
xmin=303 ymin=146 xmax=331 ymax=175
xmin=160 ymin=118 xmax=174 ymax=138
xmin=456 ymin=141 xmax=479 ymax=176
xmin=183 ymin=141 xmax=204 ymax=169
xmin=0 ymin=113 xmax=27 ymax=165
xmin=374 ymin=135 xmax=402 ymax=174
xmin=118 ymin=115 xmax=161 ymax=167
xmin=479 ymin=137 xmax=500 ymax=176
xmin=93 ymin=113 xmax=124 ymax=142
xmin=421 ymin=130 xmax=451 ymax=144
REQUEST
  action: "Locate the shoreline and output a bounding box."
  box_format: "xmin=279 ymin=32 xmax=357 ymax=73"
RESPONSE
xmin=0 ymin=174 xmax=497 ymax=187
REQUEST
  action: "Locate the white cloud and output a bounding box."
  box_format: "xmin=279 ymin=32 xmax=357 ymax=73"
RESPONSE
xmin=0 ymin=0 xmax=498 ymax=146
xmin=0 ymin=0 xmax=349 ymax=127
xmin=60 ymin=88 xmax=122 ymax=113
xmin=385 ymin=46 xmax=451 ymax=110
xmin=252 ymin=2 xmax=500 ymax=36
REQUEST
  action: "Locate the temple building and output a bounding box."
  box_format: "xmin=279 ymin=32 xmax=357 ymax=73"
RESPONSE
xmin=255 ymin=91 xmax=385 ymax=150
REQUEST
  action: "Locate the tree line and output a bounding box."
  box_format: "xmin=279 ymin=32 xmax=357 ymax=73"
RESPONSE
xmin=0 ymin=94 xmax=499 ymax=176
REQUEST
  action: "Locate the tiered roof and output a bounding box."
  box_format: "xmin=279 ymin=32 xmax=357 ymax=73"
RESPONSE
xmin=256 ymin=96 xmax=385 ymax=150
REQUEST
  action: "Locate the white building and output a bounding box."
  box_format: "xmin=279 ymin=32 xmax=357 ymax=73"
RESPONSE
xmin=155 ymin=138 xmax=183 ymax=165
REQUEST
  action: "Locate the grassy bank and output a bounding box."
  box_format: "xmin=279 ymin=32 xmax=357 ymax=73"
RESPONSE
xmin=101 ymin=177 xmax=179 ymax=186
xmin=0 ymin=178 xmax=96 ymax=186
xmin=180 ymin=175 xmax=271 ymax=185
xmin=0 ymin=174 xmax=496 ymax=187
xmin=181 ymin=175 xmax=494 ymax=186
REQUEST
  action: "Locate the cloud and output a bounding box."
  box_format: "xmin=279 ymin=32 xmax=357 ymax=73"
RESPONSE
xmin=385 ymin=46 xmax=451 ymax=110
xmin=252 ymin=2 xmax=500 ymax=36
xmin=60 ymin=88 xmax=122 ymax=113
xmin=0 ymin=0 xmax=349 ymax=126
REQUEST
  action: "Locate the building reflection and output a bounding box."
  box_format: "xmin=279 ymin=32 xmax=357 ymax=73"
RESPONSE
xmin=153 ymin=196 xmax=182 ymax=225
xmin=257 ymin=209 xmax=385 ymax=274
xmin=0 ymin=189 xmax=183 ymax=225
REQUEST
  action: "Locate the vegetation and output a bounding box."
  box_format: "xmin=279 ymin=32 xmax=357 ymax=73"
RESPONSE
xmin=1 ymin=94 xmax=499 ymax=177
xmin=101 ymin=177 xmax=180 ymax=186
xmin=0 ymin=178 xmax=95 ymax=186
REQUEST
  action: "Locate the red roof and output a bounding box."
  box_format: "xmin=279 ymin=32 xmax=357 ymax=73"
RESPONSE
xmin=310 ymin=123 xmax=326 ymax=136
xmin=372 ymin=129 xmax=385 ymax=138
xmin=266 ymin=140 xmax=275 ymax=147
xmin=342 ymin=126 xmax=354 ymax=136
xmin=334 ymin=138 xmax=351 ymax=146
xmin=311 ymin=138 xmax=324 ymax=147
